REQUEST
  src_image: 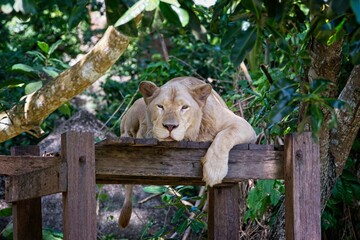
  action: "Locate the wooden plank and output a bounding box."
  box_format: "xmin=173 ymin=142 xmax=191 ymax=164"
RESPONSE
xmin=10 ymin=145 xmax=42 ymax=240
xmin=62 ymin=132 xmax=96 ymax=240
xmin=5 ymin=163 xmax=67 ymax=202
xmin=0 ymin=155 xmax=61 ymax=175
xmin=208 ymin=184 xmax=239 ymax=240
xmin=95 ymin=145 xmax=284 ymax=184
xmin=284 ymin=133 xmax=321 ymax=240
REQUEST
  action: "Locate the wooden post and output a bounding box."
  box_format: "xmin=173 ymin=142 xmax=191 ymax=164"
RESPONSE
xmin=208 ymin=184 xmax=239 ymax=240
xmin=284 ymin=132 xmax=321 ymax=240
xmin=61 ymin=132 xmax=96 ymax=240
xmin=11 ymin=146 xmax=42 ymax=240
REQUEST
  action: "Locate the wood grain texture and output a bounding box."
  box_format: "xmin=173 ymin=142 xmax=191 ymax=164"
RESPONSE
xmin=61 ymin=132 xmax=96 ymax=240
xmin=95 ymin=142 xmax=284 ymax=185
xmin=0 ymin=155 xmax=61 ymax=175
xmin=208 ymin=184 xmax=240 ymax=240
xmin=285 ymin=133 xmax=321 ymax=240
xmin=10 ymin=145 xmax=42 ymax=240
xmin=5 ymin=163 xmax=67 ymax=202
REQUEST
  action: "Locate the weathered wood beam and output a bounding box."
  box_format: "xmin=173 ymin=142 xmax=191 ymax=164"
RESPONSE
xmin=10 ymin=145 xmax=43 ymax=240
xmin=0 ymin=155 xmax=61 ymax=175
xmin=285 ymin=133 xmax=321 ymax=240
xmin=5 ymin=163 xmax=67 ymax=202
xmin=95 ymin=139 xmax=284 ymax=185
xmin=62 ymin=132 xmax=96 ymax=240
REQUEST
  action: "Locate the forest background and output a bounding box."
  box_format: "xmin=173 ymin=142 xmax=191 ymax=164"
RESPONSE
xmin=0 ymin=0 xmax=359 ymax=239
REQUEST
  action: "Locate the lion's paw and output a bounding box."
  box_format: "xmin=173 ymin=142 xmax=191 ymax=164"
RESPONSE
xmin=201 ymin=149 xmax=228 ymax=187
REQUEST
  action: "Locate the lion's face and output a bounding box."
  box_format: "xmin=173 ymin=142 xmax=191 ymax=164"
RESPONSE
xmin=139 ymin=81 xmax=212 ymax=141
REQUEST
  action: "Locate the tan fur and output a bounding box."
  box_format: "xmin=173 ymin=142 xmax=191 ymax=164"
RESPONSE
xmin=119 ymin=77 xmax=256 ymax=228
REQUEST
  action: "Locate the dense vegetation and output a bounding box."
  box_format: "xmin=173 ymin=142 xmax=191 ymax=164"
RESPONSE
xmin=0 ymin=0 xmax=359 ymax=239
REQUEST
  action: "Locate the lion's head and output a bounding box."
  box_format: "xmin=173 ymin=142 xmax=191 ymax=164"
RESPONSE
xmin=139 ymin=80 xmax=212 ymax=141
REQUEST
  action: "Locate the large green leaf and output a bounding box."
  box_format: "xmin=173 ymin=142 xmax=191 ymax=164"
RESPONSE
xmin=230 ymin=26 xmax=257 ymax=66
xmin=105 ymin=0 xmax=138 ymax=37
xmin=170 ymin=5 xmax=189 ymax=27
xmin=114 ymin=0 xmax=148 ymax=27
xmin=25 ymin=81 xmax=42 ymax=94
xmin=142 ymin=185 xmax=167 ymax=194
xmin=37 ymin=41 xmax=49 ymax=54
xmin=0 ymin=207 xmax=12 ymax=217
xmin=11 ymin=63 xmax=38 ymax=76
xmin=48 ymin=40 xmax=63 ymax=56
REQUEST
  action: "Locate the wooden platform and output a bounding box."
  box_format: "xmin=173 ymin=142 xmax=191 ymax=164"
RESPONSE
xmin=1 ymin=131 xmax=320 ymax=240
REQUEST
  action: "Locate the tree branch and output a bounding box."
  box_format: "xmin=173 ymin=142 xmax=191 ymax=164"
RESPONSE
xmin=330 ymin=65 xmax=360 ymax=176
xmin=0 ymin=26 xmax=130 ymax=143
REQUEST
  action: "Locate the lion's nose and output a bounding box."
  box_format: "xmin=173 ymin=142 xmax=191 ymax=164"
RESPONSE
xmin=162 ymin=124 xmax=179 ymax=132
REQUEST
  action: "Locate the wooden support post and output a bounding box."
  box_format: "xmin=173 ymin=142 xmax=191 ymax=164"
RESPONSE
xmin=208 ymin=184 xmax=239 ymax=240
xmin=285 ymin=133 xmax=321 ymax=240
xmin=11 ymin=146 xmax=42 ymax=240
xmin=61 ymin=132 xmax=96 ymax=240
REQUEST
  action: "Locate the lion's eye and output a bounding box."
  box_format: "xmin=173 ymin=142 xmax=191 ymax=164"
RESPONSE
xmin=157 ymin=104 xmax=164 ymax=110
xmin=181 ymin=105 xmax=189 ymax=110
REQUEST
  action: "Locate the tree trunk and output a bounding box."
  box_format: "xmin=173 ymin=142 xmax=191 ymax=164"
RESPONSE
xmin=0 ymin=26 xmax=130 ymax=143
xmin=270 ymin=40 xmax=360 ymax=239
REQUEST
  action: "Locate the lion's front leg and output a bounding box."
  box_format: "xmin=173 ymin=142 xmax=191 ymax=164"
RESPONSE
xmin=201 ymin=119 xmax=256 ymax=186
xmin=201 ymin=142 xmax=229 ymax=187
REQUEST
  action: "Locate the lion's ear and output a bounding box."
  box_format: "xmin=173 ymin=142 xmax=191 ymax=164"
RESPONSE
xmin=139 ymin=81 xmax=159 ymax=104
xmin=191 ymin=84 xmax=212 ymax=105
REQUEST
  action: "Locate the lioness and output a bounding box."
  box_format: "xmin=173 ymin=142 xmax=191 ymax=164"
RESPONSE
xmin=119 ymin=76 xmax=256 ymax=228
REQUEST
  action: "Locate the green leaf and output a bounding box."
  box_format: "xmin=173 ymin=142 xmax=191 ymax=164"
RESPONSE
xmin=172 ymin=206 xmax=186 ymax=223
xmin=37 ymin=41 xmax=49 ymax=54
xmin=170 ymin=5 xmax=189 ymax=27
xmin=190 ymin=219 xmax=207 ymax=233
xmin=11 ymin=63 xmax=37 ymax=75
xmin=1 ymin=223 xmax=13 ymax=239
xmin=160 ymin=0 xmax=180 ymax=7
xmin=230 ymin=27 xmax=257 ymax=66
xmin=221 ymin=25 xmax=243 ymax=49
xmin=159 ymin=2 xmax=182 ymax=27
xmin=0 ymin=207 xmax=12 ymax=217
xmin=58 ymin=102 xmax=71 ymax=116
xmin=42 ymin=67 xmax=59 ymax=78
xmin=351 ymin=0 xmax=360 ymax=24
xmin=42 ymin=228 xmax=63 ymax=240
xmin=322 ymin=211 xmax=337 ymax=230
xmin=310 ymin=79 xmax=331 ymax=94
xmin=48 ymin=40 xmax=63 ymax=55
xmin=114 ymin=0 xmax=148 ymax=27
xmin=25 ymin=81 xmax=42 ymax=94
xmin=146 ymin=0 xmax=159 ymax=11
xmin=26 ymin=50 xmax=46 ymax=62
xmin=142 ymin=185 xmax=167 ymax=194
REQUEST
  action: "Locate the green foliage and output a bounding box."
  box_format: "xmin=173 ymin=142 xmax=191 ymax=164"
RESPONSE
xmin=0 ymin=223 xmax=63 ymax=240
xmin=244 ymin=180 xmax=284 ymax=224
xmin=322 ymin=157 xmax=360 ymax=230
xmin=141 ymin=185 xmax=207 ymax=238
